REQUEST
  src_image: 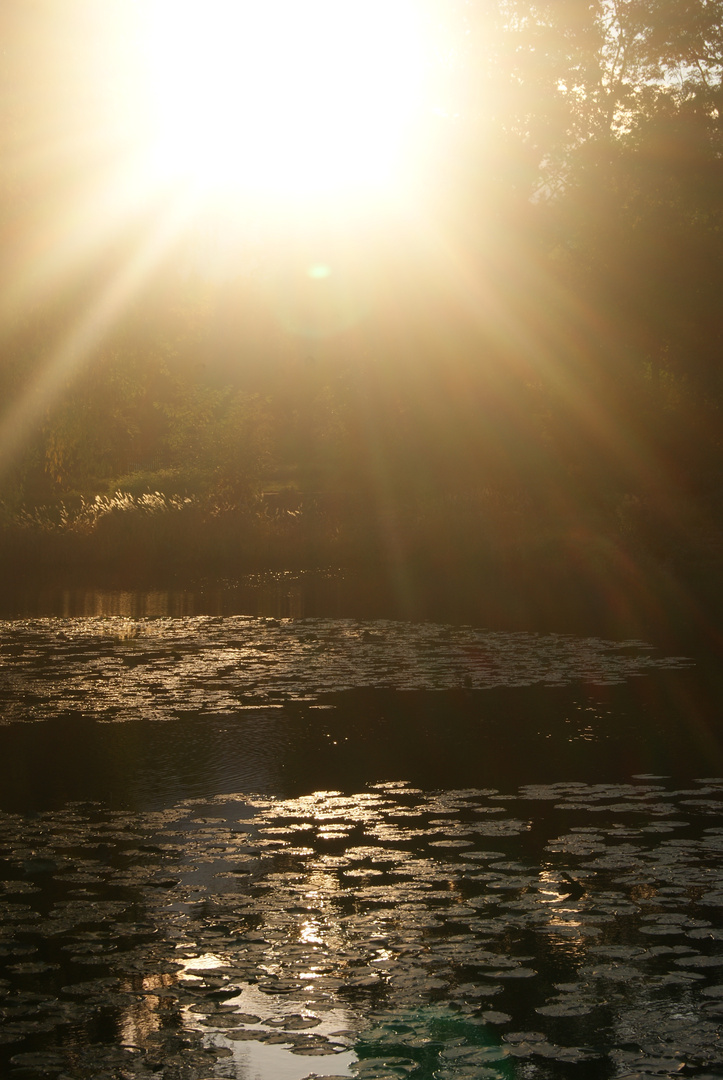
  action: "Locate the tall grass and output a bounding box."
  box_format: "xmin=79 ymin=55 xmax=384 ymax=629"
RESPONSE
xmin=4 ymin=491 xmax=194 ymax=535
xmin=0 ymin=488 xmax=354 ymax=576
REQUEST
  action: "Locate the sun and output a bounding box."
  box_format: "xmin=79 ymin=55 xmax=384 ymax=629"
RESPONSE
xmin=140 ymin=0 xmax=428 ymax=207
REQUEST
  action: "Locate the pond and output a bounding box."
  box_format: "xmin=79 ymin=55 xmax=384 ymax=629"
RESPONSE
xmin=0 ymin=573 xmax=722 ymax=1080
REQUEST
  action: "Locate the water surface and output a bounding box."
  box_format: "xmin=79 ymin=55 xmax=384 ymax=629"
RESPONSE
xmin=0 ymin=584 xmax=721 ymax=1080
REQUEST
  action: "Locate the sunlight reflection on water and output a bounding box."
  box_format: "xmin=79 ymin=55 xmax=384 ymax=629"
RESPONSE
xmin=2 ymin=779 xmax=723 ymax=1078
xmin=0 ymin=604 xmax=720 ymax=1079
xmin=0 ymin=615 xmax=691 ymax=724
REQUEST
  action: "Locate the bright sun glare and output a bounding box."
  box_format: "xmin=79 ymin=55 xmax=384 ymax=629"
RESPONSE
xmin=142 ymin=0 xmax=427 ymax=206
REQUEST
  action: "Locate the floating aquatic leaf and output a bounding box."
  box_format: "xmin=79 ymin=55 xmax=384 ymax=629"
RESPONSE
xmin=0 ymin=617 xmax=692 ymax=719
xmin=2 ymin=718 xmax=723 ymax=1079
xmin=535 ymin=1000 xmax=595 ymax=1017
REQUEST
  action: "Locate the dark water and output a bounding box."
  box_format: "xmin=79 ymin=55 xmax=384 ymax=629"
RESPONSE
xmin=0 ymin=574 xmax=722 ymax=1080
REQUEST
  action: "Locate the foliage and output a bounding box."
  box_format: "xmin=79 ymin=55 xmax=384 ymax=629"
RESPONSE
xmin=0 ymin=0 xmax=722 ymax=588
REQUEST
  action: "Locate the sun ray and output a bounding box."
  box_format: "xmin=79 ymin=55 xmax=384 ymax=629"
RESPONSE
xmin=0 ymin=159 xmax=170 ymax=328
xmin=0 ymin=191 xmax=198 ymax=478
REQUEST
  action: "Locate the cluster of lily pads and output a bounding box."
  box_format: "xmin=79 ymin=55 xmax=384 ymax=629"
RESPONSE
xmin=0 ymin=616 xmax=691 ymax=723
xmin=1 ymin=777 xmax=722 ymax=1079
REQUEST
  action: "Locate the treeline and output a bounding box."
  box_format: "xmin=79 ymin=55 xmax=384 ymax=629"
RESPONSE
xmin=0 ymin=0 xmax=722 ymax=593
